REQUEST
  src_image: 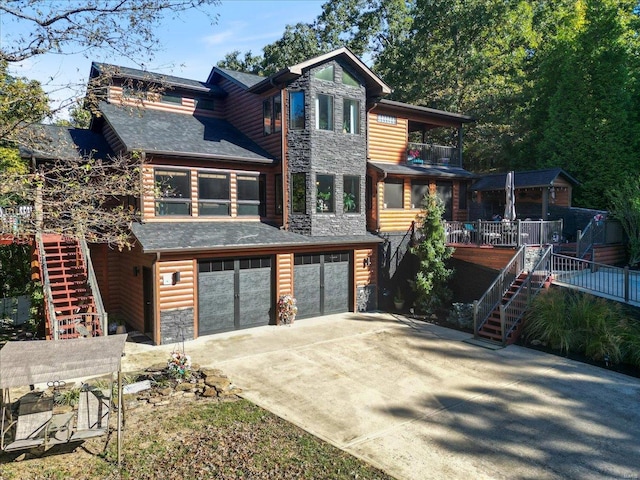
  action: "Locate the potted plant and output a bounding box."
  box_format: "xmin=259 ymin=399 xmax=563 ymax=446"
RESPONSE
xmin=393 ymin=288 xmax=405 ymax=310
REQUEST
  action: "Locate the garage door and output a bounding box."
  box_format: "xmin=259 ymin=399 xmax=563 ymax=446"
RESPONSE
xmin=198 ymin=257 xmax=272 ymax=336
xmin=294 ymin=252 xmax=350 ymax=319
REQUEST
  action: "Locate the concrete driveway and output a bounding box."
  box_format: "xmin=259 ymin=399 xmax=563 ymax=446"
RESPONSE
xmin=123 ymin=313 xmax=640 ymax=479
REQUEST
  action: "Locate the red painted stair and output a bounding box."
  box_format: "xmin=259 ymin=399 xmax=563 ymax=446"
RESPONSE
xmin=36 ymin=234 xmax=103 ymax=339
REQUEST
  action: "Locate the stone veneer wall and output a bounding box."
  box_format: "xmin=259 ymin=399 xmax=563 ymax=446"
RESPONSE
xmin=287 ymin=60 xmax=368 ymax=237
xmin=160 ymin=307 xmax=194 ymax=345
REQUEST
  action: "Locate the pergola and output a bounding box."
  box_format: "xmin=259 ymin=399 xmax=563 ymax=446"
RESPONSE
xmin=0 ymin=334 xmax=127 ymax=463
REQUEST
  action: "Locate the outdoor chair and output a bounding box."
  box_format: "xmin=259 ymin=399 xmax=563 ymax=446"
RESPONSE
xmin=4 ymin=393 xmax=53 ymax=451
xmin=70 ymin=386 xmax=111 ymax=441
xmin=463 ymin=223 xmax=477 ymax=244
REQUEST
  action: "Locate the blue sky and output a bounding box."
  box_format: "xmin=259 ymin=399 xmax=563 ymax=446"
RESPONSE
xmin=2 ymin=0 xmax=325 ymax=118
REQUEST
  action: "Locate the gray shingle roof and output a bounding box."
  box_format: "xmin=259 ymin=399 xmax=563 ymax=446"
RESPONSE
xmin=92 ymin=62 xmax=226 ymax=96
xmin=472 ymin=168 xmax=580 ymax=191
xmin=132 ymin=222 xmax=382 ymax=253
xmin=99 ymin=102 xmax=275 ymax=163
xmin=213 ymin=68 xmax=264 ymax=89
xmin=368 ymin=162 xmax=476 ymax=179
xmin=19 ymin=125 xmax=114 ymax=161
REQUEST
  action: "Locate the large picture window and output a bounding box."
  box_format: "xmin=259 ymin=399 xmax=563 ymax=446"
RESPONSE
xmin=411 ymin=180 xmax=430 ymax=209
xmin=316 ymin=174 xmax=334 ymax=213
xmin=315 ymin=94 xmax=333 ymax=131
xmin=263 ymin=94 xmax=282 ymax=135
xmin=343 ymin=99 xmax=360 ymax=134
xmin=237 ymin=174 xmax=261 ymax=216
xmin=289 ymin=91 xmax=305 ymax=130
xmin=343 ymin=175 xmax=360 ymax=213
xmin=198 ymin=172 xmax=230 ymax=216
xmin=291 ymin=173 xmax=306 ymax=213
xmin=155 ymin=169 xmax=191 ymax=216
xmin=384 ymin=178 xmax=403 ymax=209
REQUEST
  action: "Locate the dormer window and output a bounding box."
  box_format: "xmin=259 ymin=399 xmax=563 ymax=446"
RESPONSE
xmin=314 ymin=65 xmax=334 ymax=81
xmin=342 ymin=69 xmax=360 ymax=87
xmin=315 ymin=94 xmax=334 ymax=131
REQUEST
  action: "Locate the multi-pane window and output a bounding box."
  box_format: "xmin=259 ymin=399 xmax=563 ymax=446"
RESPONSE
xmin=315 ymin=94 xmax=333 ymax=131
xmin=343 ymin=99 xmax=360 ymax=134
xmin=237 ymin=174 xmax=261 ymax=216
xmin=383 ymin=178 xmax=403 ymax=209
xmin=263 ymin=93 xmax=282 ymax=135
xmin=377 ymin=114 xmax=397 ymax=125
xmin=316 ymin=174 xmax=334 ymax=213
xmin=289 ymin=91 xmax=305 ymax=130
xmin=291 ymin=173 xmax=306 ymax=213
xmin=343 ymin=175 xmax=360 ymax=213
xmin=198 ymin=172 xmax=230 ymax=216
xmin=314 ymin=65 xmax=334 ymax=81
xmin=411 ymin=180 xmax=430 ymax=209
xmin=155 ymin=169 xmax=191 ymax=216
xmin=342 ymin=69 xmax=360 ymax=87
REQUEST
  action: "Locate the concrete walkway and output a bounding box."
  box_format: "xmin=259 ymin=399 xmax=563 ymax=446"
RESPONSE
xmin=122 ymin=313 xmax=640 ymax=480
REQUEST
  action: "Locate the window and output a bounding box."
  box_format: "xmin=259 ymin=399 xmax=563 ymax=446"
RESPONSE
xmin=275 ymin=174 xmax=283 ymax=215
xmin=289 ymin=91 xmax=305 ymax=130
xmin=343 ymin=99 xmax=360 ymax=134
xmin=411 ymin=180 xmax=430 ymax=209
xmin=436 ymin=181 xmax=453 ymax=221
xmin=366 ymin=175 xmax=373 ymax=210
xmin=314 ymin=65 xmax=334 ymax=81
xmin=161 ymin=93 xmax=182 ymax=105
xmin=263 ymin=94 xmax=282 ymax=135
xmin=263 ymin=98 xmax=272 ymax=135
xmin=316 ymin=174 xmax=334 ymax=213
xmin=196 ymin=97 xmax=214 ymax=111
xmin=315 ymin=94 xmax=333 ymax=131
xmin=459 ymin=183 xmax=468 ymax=210
xmin=343 ymin=175 xmax=360 ymax=213
xmin=155 ymin=169 xmax=191 ymax=216
xmin=377 ymin=114 xmax=397 ymax=125
xmin=237 ymin=174 xmax=261 ymax=216
xmin=291 ymin=173 xmax=306 ymax=213
xmin=342 ymin=69 xmax=360 ymax=87
xmin=384 ymin=178 xmax=403 ymax=209
xmin=198 ymin=172 xmax=230 ymax=216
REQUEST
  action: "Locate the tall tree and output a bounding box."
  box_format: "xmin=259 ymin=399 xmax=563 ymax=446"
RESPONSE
xmin=520 ymin=0 xmax=639 ymax=209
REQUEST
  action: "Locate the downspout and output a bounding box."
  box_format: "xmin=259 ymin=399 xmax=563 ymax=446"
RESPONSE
xmin=154 ymin=251 xmax=160 ymax=344
xmin=281 ymin=85 xmax=288 ymax=230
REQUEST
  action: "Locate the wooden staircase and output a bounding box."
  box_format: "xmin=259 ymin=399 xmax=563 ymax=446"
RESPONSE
xmin=36 ymin=234 xmax=104 ymax=339
xmin=476 ymin=272 xmax=528 ymax=344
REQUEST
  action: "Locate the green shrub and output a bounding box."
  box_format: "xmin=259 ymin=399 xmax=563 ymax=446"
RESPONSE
xmin=524 ymin=288 xmax=634 ymax=365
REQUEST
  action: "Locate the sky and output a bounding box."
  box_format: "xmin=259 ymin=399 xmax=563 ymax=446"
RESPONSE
xmin=1 ymin=0 xmax=326 ymax=119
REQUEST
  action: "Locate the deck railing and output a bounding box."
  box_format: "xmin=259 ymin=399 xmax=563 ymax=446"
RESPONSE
xmin=0 ymin=206 xmax=33 ymax=236
xmin=445 ymin=219 xmax=563 ymax=247
xmin=406 ymin=142 xmax=460 ymax=167
xmin=473 ymin=245 xmax=526 ymax=337
xmin=79 ymin=237 xmax=108 ymax=335
xmin=551 ymin=253 xmax=640 ymax=305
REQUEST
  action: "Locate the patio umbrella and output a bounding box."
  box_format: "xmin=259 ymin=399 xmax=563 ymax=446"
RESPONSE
xmin=504 ymin=171 xmax=516 ymax=221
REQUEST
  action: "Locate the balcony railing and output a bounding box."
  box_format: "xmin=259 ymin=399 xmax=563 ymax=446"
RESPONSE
xmin=0 ymin=206 xmax=34 ymax=236
xmin=445 ymin=220 xmax=563 ymax=247
xmin=406 ymin=142 xmax=461 ymax=168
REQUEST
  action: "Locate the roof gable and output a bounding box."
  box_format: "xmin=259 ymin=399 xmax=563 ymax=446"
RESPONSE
xmin=19 ymin=124 xmax=114 ymax=161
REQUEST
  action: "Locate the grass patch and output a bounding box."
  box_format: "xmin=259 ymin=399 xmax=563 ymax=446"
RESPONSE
xmin=0 ymin=399 xmax=392 ymax=480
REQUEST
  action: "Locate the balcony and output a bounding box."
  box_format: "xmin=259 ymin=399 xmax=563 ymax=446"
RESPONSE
xmin=406 ymin=142 xmax=461 ymax=168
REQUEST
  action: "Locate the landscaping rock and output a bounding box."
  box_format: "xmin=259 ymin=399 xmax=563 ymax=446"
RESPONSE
xmin=204 ymin=376 xmax=231 ymax=391
xmin=157 ymin=387 xmax=173 ymax=397
xmin=182 ymin=392 xmax=196 ymax=398
xmin=201 ymin=367 xmax=225 ymax=378
xmin=175 ymin=382 xmax=194 ymax=392
xmin=153 ymin=400 xmax=170 ymax=407
xmin=202 ymin=386 xmax=218 ymax=397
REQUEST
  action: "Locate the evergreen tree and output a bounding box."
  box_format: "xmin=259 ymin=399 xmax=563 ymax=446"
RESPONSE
xmin=410 ymin=193 xmax=454 ymax=314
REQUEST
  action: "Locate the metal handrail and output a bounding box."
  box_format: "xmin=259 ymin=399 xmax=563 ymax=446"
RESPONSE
xmin=551 ymin=253 xmax=639 ymax=305
xmin=473 ymin=245 xmax=526 ymax=337
xmin=79 ymin=236 xmax=108 ymax=335
xmin=500 ymin=245 xmax=553 ymax=342
xmin=36 ymin=233 xmax=60 ymax=340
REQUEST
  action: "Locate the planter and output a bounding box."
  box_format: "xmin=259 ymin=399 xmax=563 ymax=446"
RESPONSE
xmin=394 ymin=301 xmax=404 ymax=311
xmin=115 ymin=325 xmax=127 ymax=335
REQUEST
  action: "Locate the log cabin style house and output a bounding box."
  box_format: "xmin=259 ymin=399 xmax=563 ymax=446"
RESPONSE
xmin=66 ymin=48 xmax=475 ymax=345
